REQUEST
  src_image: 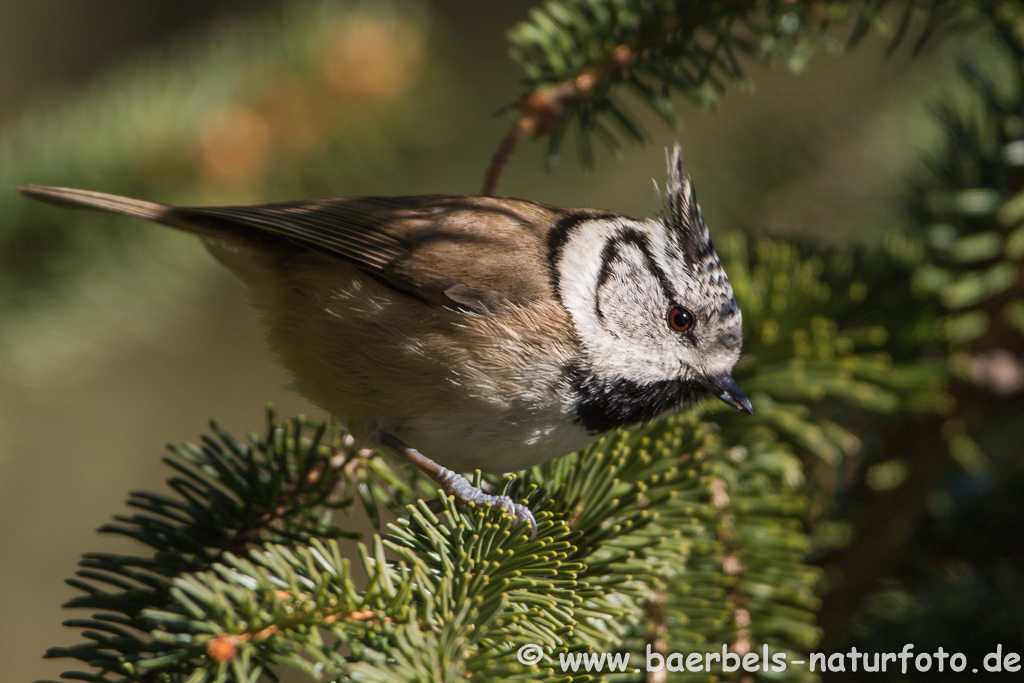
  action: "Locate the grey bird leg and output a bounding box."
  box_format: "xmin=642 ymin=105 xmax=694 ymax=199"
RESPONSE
xmin=378 ymin=432 xmax=537 ymax=541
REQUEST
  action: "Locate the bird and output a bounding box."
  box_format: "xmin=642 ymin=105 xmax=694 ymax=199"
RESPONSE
xmin=20 ymin=145 xmax=751 ymax=540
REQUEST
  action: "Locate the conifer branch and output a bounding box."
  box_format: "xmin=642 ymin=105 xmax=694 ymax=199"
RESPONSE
xmin=483 ymin=0 xmax=990 ymax=194
xmin=815 ymin=7 xmax=1024 ymax=641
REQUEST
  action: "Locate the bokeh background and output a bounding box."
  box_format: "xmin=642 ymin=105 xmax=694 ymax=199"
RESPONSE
xmin=0 ymin=1 xmax=996 ymax=680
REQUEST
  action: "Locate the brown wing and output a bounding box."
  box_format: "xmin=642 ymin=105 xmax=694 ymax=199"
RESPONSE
xmin=169 ymin=195 xmax=561 ymax=313
xmin=20 ymin=186 xmax=568 ymax=314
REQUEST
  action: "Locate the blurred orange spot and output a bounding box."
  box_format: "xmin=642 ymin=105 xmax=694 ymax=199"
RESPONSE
xmin=199 ymin=104 xmax=271 ymax=185
xmin=206 ymin=635 xmax=237 ymax=663
xmin=323 ymin=16 xmax=425 ymax=102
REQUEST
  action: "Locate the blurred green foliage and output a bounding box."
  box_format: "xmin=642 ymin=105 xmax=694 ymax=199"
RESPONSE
xmin=0 ymin=0 xmax=435 ymax=388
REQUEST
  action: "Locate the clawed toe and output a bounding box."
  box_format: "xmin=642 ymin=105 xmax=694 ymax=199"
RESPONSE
xmin=510 ymin=502 xmax=538 ymax=542
xmin=378 ymin=433 xmax=537 ymax=541
xmin=436 ymin=470 xmax=537 ymax=541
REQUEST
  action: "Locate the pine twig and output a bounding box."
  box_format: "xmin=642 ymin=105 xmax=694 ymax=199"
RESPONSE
xmin=483 ymin=0 xmax=979 ymax=192
xmin=482 ymin=44 xmax=635 ymax=195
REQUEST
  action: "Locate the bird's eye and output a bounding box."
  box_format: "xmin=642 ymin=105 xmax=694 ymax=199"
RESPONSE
xmin=667 ymin=306 xmax=695 ymax=333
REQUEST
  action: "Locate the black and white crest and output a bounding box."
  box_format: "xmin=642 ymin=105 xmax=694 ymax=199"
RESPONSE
xmin=549 ymin=145 xmax=745 ymax=433
xmin=658 ymin=145 xmax=740 ymax=333
xmin=662 ymin=145 xmax=714 ymax=265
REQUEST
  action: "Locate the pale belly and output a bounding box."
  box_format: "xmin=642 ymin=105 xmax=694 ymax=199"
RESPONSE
xmin=391 ymin=407 xmax=600 ymax=474
xmin=230 ymin=251 xmax=597 ymax=474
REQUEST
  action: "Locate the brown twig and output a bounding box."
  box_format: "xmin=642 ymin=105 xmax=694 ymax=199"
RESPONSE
xmin=482 ymin=116 xmax=533 ymax=197
xmin=205 ymin=595 xmax=419 ymax=663
xmin=481 ymin=45 xmax=635 ymax=196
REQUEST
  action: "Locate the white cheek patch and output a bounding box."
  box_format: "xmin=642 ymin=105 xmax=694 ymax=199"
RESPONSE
xmin=556 ymin=218 xmax=615 ymax=325
xmin=595 ymin=242 xmax=664 ymax=341
xmin=556 ymin=218 xmax=689 ymax=383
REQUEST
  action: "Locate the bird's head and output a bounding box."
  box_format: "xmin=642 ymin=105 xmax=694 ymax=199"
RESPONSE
xmin=551 ymin=145 xmax=750 ymax=433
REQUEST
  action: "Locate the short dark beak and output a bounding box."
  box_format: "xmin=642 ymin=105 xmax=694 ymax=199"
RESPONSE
xmin=706 ymin=375 xmax=754 ymax=415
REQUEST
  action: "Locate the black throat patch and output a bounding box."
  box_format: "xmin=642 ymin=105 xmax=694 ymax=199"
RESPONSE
xmin=566 ymin=363 xmax=706 ymax=434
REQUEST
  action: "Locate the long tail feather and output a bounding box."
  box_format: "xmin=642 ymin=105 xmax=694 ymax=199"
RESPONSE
xmin=19 ymin=185 xmax=170 ymax=222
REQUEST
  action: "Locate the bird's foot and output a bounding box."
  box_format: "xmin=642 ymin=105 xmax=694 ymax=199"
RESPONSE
xmin=434 ymin=469 xmax=537 ymax=541
xmin=378 ymin=431 xmax=537 ymax=541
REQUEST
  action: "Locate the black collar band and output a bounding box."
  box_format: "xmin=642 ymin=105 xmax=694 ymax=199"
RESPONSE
xmin=566 ymin=363 xmax=706 ymax=434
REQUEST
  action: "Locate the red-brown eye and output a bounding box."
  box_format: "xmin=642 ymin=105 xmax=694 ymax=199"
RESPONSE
xmin=668 ymin=306 xmax=695 ymax=333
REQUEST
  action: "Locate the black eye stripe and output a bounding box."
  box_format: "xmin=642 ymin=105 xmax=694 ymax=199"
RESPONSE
xmin=614 ymin=228 xmax=679 ymax=304
xmin=593 ymin=238 xmax=620 ymax=321
xmin=593 ymin=229 xmax=680 ymax=328
xmin=551 ymin=218 xmax=687 ymax=330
